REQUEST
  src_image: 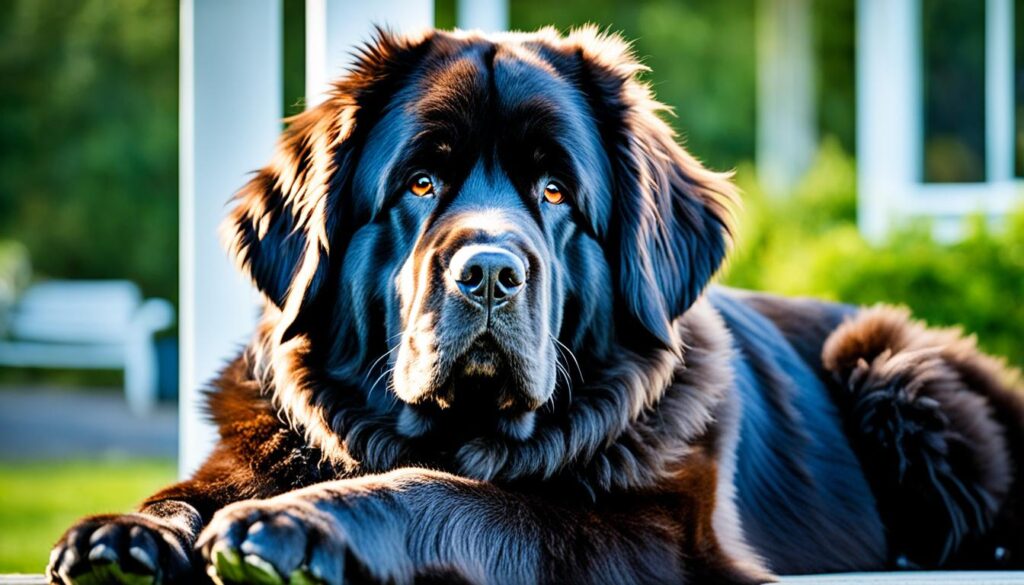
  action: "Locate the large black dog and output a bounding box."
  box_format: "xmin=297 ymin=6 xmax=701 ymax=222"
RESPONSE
xmin=50 ymin=28 xmax=1023 ymax=584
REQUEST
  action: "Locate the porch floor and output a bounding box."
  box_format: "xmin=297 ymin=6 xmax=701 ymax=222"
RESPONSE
xmin=3 ymin=572 xmax=1024 ymax=584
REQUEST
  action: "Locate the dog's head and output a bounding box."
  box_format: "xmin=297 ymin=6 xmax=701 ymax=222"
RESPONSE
xmin=223 ymin=28 xmax=734 ymax=446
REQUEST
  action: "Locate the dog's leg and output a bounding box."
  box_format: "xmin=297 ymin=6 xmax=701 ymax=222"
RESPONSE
xmin=196 ymin=467 xmax=772 ymax=585
xmin=822 ymin=305 xmax=1024 ymax=569
xmin=47 ymin=445 xmax=281 ymax=585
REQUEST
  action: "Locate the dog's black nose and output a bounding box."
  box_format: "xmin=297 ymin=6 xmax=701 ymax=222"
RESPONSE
xmin=450 ymin=245 xmax=526 ymax=309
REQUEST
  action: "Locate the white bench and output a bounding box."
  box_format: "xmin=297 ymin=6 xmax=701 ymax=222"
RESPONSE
xmin=0 ymin=280 xmax=174 ymax=415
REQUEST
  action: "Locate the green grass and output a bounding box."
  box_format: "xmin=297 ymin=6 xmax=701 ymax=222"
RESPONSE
xmin=0 ymin=458 xmax=176 ymax=574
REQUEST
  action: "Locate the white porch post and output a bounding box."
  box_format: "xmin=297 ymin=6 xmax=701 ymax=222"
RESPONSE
xmin=179 ymin=0 xmax=281 ymax=476
xmin=756 ymin=0 xmax=816 ymax=197
xmin=457 ymin=0 xmax=508 ymax=32
xmin=305 ymin=0 xmax=435 ymax=108
xmin=856 ymin=0 xmax=921 ymax=242
xmin=987 ymin=0 xmax=1014 ymax=186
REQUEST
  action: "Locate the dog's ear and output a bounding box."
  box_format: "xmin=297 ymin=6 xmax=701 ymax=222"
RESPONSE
xmin=221 ymin=30 xmax=430 ymax=338
xmin=221 ymin=104 xmax=341 ymax=314
xmin=570 ymin=28 xmax=736 ymax=348
xmin=614 ymin=115 xmax=735 ymax=348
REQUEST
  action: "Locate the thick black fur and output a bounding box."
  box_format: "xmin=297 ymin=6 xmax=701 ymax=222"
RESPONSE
xmin=47 ymin=27 xmax=1024 ymax=585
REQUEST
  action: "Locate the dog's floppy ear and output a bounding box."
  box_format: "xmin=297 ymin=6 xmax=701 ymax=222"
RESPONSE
xmin=221 ymin=103 xmax=343 ymax=314
xmin=570 ymin=28 xmax=735 ymax=348
xmin=615 ymin=115 xmax=735 ymax=348
xmin=221 ymin=30 xmax=430 ymax=338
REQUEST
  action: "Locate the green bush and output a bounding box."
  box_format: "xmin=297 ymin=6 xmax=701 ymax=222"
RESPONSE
xmin=722 ymin=138 xmax=1024 ymax=368
xmin=0 ymin=241 xmax=32 ymax=337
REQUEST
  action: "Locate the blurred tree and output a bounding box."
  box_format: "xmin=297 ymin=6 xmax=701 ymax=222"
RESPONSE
xmin=813 ymin=0 xmax=856 ymax=154
xmin=0 ymin=0 xmax=179 ymax=302
xmin=283 ymin=0 xmax=306 ymax=116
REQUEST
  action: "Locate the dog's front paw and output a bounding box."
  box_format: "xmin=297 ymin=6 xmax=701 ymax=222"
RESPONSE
xmin=197 ymin=499 xmax=355 ymax=585
xmin=47 ymin=514 xmax=194 ymax=585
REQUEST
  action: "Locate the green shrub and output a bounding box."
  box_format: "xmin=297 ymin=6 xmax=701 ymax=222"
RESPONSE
xmin=721 ymin=138 xmax=1024 ymax=368
xmin=0 ymin=241 xmax=31 ymax=337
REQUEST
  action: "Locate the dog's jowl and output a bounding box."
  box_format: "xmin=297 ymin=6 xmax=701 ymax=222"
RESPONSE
xmin=49 ymin=28 xmax=1024 ymax=585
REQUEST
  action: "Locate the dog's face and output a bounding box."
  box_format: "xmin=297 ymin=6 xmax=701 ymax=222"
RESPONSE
xmin=224 ymin=28 xmax=735 ymax=442
xmin=354 ymin=39 xmax=621 ymax=430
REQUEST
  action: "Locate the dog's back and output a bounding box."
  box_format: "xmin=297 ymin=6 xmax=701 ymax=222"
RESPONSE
xmin=712 ymin=286 xmax=1024 ymax=572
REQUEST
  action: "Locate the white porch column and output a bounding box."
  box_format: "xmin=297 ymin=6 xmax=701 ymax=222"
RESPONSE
xmin=856 ymin=0 xmax=921 ymax=242
xmin=987 ymin=0 xmax=1014 ymax=186
xmin=458 ymin=0 xmax=508 ymax=32
xmin=756 ymin=0 xmax=816 ymax=197
xmin=305 ymin=0 xmax=435 ymax=108
xmin=179 ymin=0 xmax=281 ymax=476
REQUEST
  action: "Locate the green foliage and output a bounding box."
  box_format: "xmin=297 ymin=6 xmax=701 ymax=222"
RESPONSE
xmin=509 ymin=0 xmax=757 ymax=171
xmin=0 ymin=458 xmax=176 ymax=573
xmin=0 ymin=241 xmax=32 ymax=336
xmin=0 ymin=241 xmax=31 ymax=298
xmin=0 ymin=0 xmax=179 ymax=302
xmin=505 ymin=0 xmax=856 ymax=170
xmin=722 ymin=139 xmax=1024 ymax=367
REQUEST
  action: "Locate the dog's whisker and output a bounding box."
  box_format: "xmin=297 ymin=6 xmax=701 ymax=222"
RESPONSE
xmin=363 ymin=343 xmax=401 ymax=385
xmin=549 ymin=337 xmax=575 ymax=406
xmin=550 ymin=334 xmax=584 ymax=383
xmin=367 ymin=366 xmax=396 ymax=404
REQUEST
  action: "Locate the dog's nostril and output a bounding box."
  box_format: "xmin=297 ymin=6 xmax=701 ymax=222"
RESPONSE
xmin=461 ymin=265 xmax=484 ymax=288
xmin=497 ymin=267 xmax=522 ymax=289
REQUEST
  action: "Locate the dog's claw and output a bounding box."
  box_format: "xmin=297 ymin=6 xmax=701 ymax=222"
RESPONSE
xmin=290 ymin=568 xmax=327 ymax=585
xmin=307 ymin=541 xmax=344 ymax=584
xmin=241 ymin=554 xmax=284 ymax=585
xmin=211 ymin=543 xmax=247 ymax=584
xmin=201 ymin=500 xmax=356 ymax=585
xmin=48 ymin=514 xmax=190 ymax=585
xmin=88 ymin=543 xmax=119 ymax=564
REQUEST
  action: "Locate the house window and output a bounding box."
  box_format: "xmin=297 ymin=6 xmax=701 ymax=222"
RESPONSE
xmin=922 ymin=0 xmax=988 ymax=183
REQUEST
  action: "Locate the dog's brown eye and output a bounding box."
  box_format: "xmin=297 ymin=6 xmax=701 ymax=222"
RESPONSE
xmin=409 ymin=174 xmax=435 ymax=197
xmin=543 ymin=182 xmax=564 ymax=205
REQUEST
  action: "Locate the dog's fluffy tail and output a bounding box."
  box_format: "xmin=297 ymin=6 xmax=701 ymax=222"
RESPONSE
xmin=822 ymin=305 xmax=1024 ymax=569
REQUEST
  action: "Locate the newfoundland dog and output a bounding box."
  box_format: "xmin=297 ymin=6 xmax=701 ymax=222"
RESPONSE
xmin=50 ymin=27 xmax=1023 ymax=585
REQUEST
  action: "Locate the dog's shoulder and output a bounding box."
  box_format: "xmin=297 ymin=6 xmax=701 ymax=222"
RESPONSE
xmin=202 ymin=352 xmax=339 ymax=493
